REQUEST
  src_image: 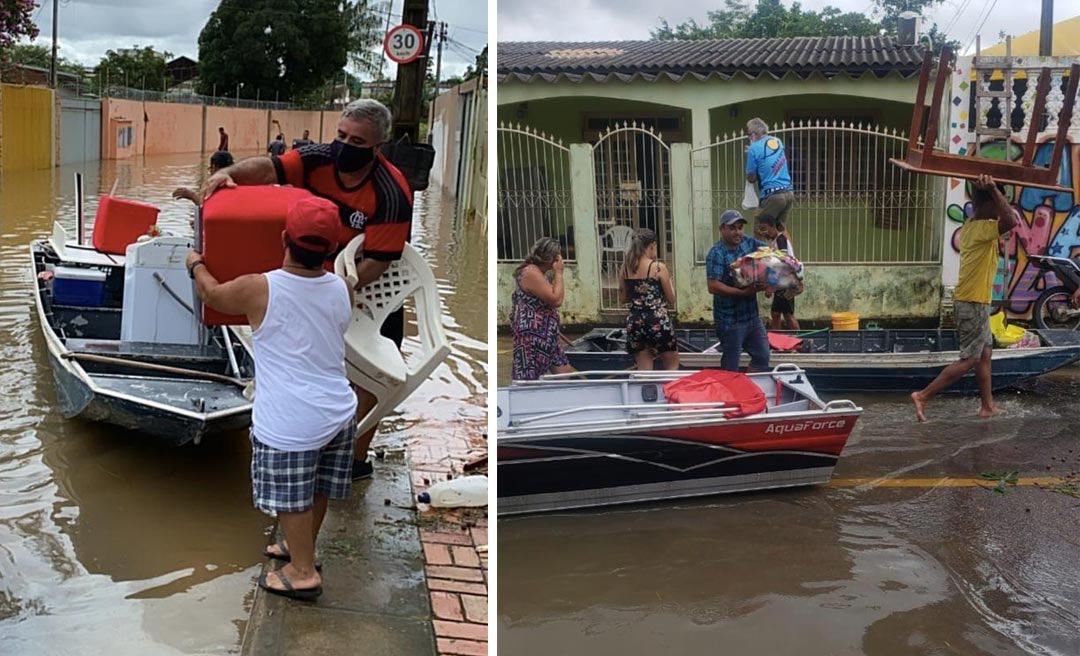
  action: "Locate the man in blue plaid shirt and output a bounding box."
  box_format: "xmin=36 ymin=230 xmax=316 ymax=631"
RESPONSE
xmin=706 ymin=209 xmax=770 ymax=372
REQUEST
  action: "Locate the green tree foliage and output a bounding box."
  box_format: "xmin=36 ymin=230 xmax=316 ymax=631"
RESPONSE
xmin=196 ymin=0 xmax=349 ymax=101
xmin=0 ymin=0 xmax=39 ymax=55
xmin=94 ymin=46 xmax=171 ymax=90
xmin=653 ymin=0 xmax=958 ymax=54
xmin=347 ymin=0 xmax=388 ymax=78
xmin=4 ymin=42 xmax=83 ymax=74
xmin=652 ymin=0 xmax=879 ymax=40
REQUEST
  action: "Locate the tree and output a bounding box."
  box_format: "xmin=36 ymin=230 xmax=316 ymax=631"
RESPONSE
xmin=653 ymin=0 xmax=958 ymax=54
xmin=196 ymin=0 xmax=349 ymax=102
xmin=346 ymin=0 xmax=388 ymax=78
xmin=0 ymin=0 xmax=38 ymax=56
xmin=5 ymin=43 xmax=83 ymax=74
xmin=93 ymin=46 xmax=171 ymax=90
xmin=653 ymin=0 xmax=879 ymax=40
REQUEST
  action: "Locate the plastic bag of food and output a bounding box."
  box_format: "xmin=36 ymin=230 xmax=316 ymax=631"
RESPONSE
xmin=730 ymin=246 xmax=804 ymax=292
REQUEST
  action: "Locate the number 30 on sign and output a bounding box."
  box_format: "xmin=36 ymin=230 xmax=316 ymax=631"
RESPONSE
xmin=383 ymin=24 xmax=425 ymax=65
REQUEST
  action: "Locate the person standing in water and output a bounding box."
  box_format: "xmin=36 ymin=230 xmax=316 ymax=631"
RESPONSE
xmin=618 ymin=228 xmax=679 ymax=370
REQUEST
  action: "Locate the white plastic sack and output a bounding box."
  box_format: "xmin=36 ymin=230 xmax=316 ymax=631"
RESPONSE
xmin=741 ymin=182 xmax=759 ymax=209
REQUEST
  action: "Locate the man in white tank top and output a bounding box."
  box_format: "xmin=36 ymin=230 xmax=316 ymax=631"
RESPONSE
xmin=187 ymin=196 xmax=357 ymax=601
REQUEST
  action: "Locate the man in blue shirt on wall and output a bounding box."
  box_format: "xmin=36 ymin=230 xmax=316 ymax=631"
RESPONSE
xmin=706 ymin=210 xmax=769 ymax=372
xmin=745 ymin=117 xmax=794 ymax=227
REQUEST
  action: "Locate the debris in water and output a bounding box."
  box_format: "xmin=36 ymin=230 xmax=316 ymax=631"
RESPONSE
xmin=978 ymin=470 xmax=1018 ymax=494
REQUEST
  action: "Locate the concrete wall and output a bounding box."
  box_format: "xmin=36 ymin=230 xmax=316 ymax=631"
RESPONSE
xmin=270 ymin=110 xmax=321 ymax=146
xmin=1 ymin=84 xmax=54 ymax=170
xmin=203 ymin=106 xmax=268 ymax=153
xmin=143 ymin=101 xmax=203 ymax=155
xmin=320 ymin=111 xmax=339 ymax=143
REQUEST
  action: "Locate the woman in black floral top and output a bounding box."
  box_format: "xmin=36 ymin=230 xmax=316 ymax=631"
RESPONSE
xmin=619 ymin=229 xmax=679 ymax=370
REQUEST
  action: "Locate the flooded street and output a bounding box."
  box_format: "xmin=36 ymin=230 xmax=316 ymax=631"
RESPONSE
xmin=0 ymin=152 xmax=486 ymax=654
xmin=497 ymin=351 xmax=1080 ymax=655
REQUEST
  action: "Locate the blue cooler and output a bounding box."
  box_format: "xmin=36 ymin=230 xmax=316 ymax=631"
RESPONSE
xmin=53 ymin=266 xmax=107 ymax=307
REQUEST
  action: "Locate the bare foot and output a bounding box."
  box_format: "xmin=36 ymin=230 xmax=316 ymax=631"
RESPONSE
xmin=978 ymin=404 xmax=1005 ymax=418
xmin=910 ymin=392 xmax=927 ymax=422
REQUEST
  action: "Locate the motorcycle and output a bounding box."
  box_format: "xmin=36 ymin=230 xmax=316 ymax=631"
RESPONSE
xmin=1029 ymin=254 xmax=1080 ymax=330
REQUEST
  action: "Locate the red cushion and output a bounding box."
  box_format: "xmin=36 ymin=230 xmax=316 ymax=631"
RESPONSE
xmin=662 ymin=369 xmax=767 ymax=417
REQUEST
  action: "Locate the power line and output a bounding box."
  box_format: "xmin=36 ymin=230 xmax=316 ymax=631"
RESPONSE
xmin=964 ymin=0 xmax=999 ymax=53
xmin=942 ymin=0 xmax=976 ymax=38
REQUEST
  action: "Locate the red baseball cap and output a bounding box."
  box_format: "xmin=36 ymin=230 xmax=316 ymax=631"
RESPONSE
xmin=285 ymin=196 xmax=340 ymax=255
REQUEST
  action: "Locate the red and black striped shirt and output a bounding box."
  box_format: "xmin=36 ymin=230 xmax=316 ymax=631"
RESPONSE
xmin=272 ymin=144 xmax=412 ymax=261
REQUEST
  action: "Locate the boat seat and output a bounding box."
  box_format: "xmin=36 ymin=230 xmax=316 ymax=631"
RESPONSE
xmin=50 ymin=222 xmax=125 ymax=267
xmin=65 ymin=338 xmax=226 ymax=362
xmin=334 ymin=235 xmax=450 ymax=436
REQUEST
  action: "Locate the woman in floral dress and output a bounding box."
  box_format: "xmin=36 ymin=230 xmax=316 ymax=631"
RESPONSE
xmin=619 ymin=229 xmax=679 ymax=370
xmin=511 ymin=237 xmax=574 ymax=380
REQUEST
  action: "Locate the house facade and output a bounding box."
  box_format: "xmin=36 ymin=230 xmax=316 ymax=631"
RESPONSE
xmin=496 ymin=36 xmax=943 ymax=327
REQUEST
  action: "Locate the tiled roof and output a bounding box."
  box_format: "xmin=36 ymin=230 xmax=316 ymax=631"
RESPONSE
xmin=498 ymin=37 xmax=926 ymax=83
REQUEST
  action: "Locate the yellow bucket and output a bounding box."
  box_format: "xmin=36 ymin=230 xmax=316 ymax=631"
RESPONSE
xmin=831 ymin=312 xmax=859 ymax=331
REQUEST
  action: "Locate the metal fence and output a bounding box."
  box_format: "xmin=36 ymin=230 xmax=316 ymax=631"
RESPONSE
xmin=98 ymin=85 xmax=299 ymax=110
xmin=692 ymin=120 xmax=944 ymax=264
xmin=592 ymin=123 xmax=672 ymax=311
xmin=496 ymin=122 xmax=574 ymax=262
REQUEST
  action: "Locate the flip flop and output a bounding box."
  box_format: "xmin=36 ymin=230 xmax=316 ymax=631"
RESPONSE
xmin=257 ymin=570 xmax=322 ymax=601
xmin=263 ymin=540 xmax=323 ymax=572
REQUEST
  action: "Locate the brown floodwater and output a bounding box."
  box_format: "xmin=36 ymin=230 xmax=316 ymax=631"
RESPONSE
xmin=0 ymin=152 xmax=487 ymax=654
xmin=497 ymin=341 xmax=1080 ymax=655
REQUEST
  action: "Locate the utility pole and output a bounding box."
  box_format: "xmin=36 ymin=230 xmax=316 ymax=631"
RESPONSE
xmin=390 ymin=0 xmax=433 ymax=142
xmin=1039 ymin=0 xmax=1053 ymax=56
xmin=433 ymin=21 xmax=447 ymax=94
xmin=426 ymin=21 xmax=446 ymax=143
xmin=49 ymin=0 xmax=59 ymax=88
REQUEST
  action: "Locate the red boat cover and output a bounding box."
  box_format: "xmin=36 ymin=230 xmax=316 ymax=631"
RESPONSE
xmin=767 ymin=332 xmax=803 ymax=352
xmin=662 ymin=370 xmax=767 ymax=417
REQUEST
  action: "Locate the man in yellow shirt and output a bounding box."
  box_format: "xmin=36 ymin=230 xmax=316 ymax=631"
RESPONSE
xmin=912 ymin=175 xmax=1017 ymax=421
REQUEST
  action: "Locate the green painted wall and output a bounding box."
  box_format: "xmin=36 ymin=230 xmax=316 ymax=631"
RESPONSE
xmin=497 ymin=97 xmax=693 ymax=145
xmin=497 ymin=262 xmax=597 ymax=325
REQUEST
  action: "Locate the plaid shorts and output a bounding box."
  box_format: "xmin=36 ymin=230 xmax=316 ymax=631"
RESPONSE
xmin=250 ymin=419 xmax=356 ymax=515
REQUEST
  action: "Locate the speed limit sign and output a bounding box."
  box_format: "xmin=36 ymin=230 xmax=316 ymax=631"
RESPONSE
xmin=384 ymin=24 xmax=425 ymax=65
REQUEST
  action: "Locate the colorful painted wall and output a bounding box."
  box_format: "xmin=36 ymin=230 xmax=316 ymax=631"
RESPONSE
xmin=942 ymin=56 xmax=1080 ymax=320
xmin=1 ymin=84 xmax=54 ymax=170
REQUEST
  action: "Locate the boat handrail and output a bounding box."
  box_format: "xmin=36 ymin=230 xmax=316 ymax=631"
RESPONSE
xmin=533 ymin=366 xmax=807 ymax=383
xmin=823 ymin=399 xmax=860 ymax=412
xmin=509 ymin=401 xmax=732 ymax=426
xmin=503 ymin=413 xmax=732 ymax=434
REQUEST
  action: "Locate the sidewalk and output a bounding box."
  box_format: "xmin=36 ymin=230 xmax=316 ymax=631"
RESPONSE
xmin=240 ymin=455 xmax=436 ymax=656
xmin=240 ymin=418 xmax=488 ymax=656
xmin=408 ymin=418 xmax=488 ymax=656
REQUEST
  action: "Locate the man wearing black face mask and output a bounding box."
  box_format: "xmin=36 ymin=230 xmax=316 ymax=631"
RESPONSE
xmin=200 ymin=99 xmax=413 ymax=481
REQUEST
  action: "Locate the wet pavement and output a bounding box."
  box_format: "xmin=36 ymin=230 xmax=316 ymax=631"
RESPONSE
xmin=497 ymin=347 xmax=1080 ymax=655
xmin=241 ymin=457 xmax=435 ymax=656
xmin=0 ymin=153 xmax=486 ymax=654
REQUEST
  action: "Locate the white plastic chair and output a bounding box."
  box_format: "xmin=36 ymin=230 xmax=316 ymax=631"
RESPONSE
xmin=334 ymin=235 xmax=451 ymax=435
xmin=600 ymin=224 xmax=635 ymax=280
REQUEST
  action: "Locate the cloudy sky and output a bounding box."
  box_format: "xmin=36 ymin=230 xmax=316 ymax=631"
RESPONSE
xmin=27 ymin=0 xmax=487 ymax=79
xmin=498 ymin=0 xmax=1080 ymax=55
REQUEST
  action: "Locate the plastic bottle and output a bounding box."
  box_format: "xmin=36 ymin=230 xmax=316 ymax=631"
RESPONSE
xmin=417 ymin=475 xmax=488 ymax=508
